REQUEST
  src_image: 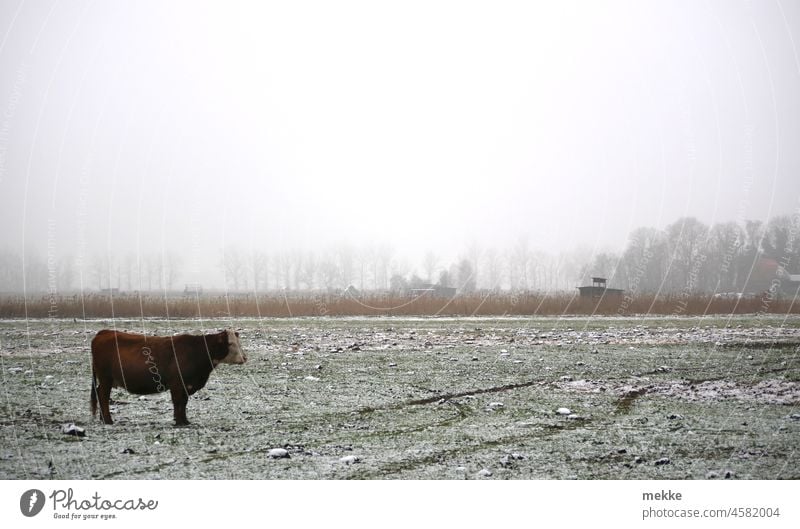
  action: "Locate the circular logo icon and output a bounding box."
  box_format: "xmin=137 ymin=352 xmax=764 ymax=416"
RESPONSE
xmin=20 ymin=489 xmax=45 ymax=517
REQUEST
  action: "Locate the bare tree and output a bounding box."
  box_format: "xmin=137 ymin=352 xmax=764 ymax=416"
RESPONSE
xmin=163 ymin=252 xmax=182 ymax=291
xmin=389 ymin=273 xmax=408 ymax=293
xmin=0 ymin=250 xmax=22 ymax=291
xmin=618 ymin=227 xmax=667 ymax=294
xmin=223 ymin=247 xmax=246 ymax=291
xmin=91 ymin=254 xmax=106 ymax=290
xmin=119 ymin=252 xmax=136 ymax=292
xmin=483 ymin=248 xmax=502 ymax=290
xmin=376 ymin=244 xmax=393 ymax=290
xmin=665 ymin=217 xmax=708 ymax=293
xmin=296 ymin=251 xmax=316 ymax=290
xmin=274 ymin=253 xmax=291 ymax=290
xmin=510 ymin=237 xmax=530 ymax=290
xmin=57 ymin=253 xmax=76 ymax=292
xmin=408 ymin=274 xmax=427 ymax=289
xmin=705 ymin=222 xmax=744 ymax=292
xmin=736 ymin=220 xmax=764 ymax=291
xmin=355 ymin=245 xmax=372 ymax=291
xmin=457 ymin=258 xmax=476 ymax=293
xmin=288 ymin=250 xmax=310 ymax=290
xmin=318 ymin=251 xmax=339 ymax=291
xmin=763 ymin=215 xmax=800 ymax=273
xmin=465 ymin=241 xmax=481 ymax=288
xmin=336 ymin=243 xmax=355 ymax=287
xmin=422 ymin=251 xmax=438 ymax=284
xmin=590 ymin=252 xmax=622 ymax=287
xmin=22 ymin=251 xmax=48 ymax=292
xmin=250 ymin=251 xmax=269 ymax=292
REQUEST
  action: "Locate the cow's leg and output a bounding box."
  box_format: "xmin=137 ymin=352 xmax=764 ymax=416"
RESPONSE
xmin=97 ymin=378 xmax=113 ymax=425
xmin=90 ymin=367 xmax=98 ymax=417
xmin=170 ymin=385 xmax=190 ymax=426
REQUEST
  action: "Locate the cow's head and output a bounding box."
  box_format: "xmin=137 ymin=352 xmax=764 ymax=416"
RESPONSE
xmin=219 ymin=329 xmax=247 ymax=364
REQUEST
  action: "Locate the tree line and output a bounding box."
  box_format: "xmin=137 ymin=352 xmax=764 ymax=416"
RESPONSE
xmin=1 ymin=214 xmax=798 ymax=296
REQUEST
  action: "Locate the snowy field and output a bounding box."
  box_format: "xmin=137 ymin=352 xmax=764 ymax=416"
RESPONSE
xmin=1 ymin=316 xmax=798 ymax=479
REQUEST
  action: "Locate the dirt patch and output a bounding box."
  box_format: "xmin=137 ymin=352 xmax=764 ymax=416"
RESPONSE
xmin=558 ymin=378 xmax=800 ymax=405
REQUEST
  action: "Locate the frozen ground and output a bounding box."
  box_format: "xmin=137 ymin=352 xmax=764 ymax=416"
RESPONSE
xmin=0 ymin=316 xmax=798 ymax=479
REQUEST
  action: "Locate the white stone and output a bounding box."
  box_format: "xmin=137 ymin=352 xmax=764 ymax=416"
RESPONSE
xmin=60 ymin=423 xmax=85 ymax=437
xmin=268 ymin=448 xmax=290 ymax=459
xmin=556 ymin=407 xmax=572 ymax=415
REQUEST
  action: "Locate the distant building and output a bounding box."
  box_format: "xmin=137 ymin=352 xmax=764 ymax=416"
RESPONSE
xmin=410 ymin=285 xmax=457 ymax=298
xmin=745 ymin=257 xmax=779 ymax=294
xmin=743 ymin=258 xmax=800 ymax=295
xmin=577 ymin=277 xmax=623 ymax=299
xmin=342 ymin=285 xmax=360 ymax=298
xmin=776 ymin=268 xmax=800 ymax=295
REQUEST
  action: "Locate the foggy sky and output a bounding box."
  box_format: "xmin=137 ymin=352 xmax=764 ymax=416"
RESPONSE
xmin=1 ymin=0 xmax=799 ymax=286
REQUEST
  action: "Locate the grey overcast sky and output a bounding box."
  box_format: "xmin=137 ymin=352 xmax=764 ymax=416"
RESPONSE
xmin=1 ymin=0 xmax=799 ymax=283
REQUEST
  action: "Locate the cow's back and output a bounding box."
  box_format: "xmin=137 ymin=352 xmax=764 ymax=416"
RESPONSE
xmin=91 ymin=330 xmax=173 ymax=394
xmin=91 ymin=329 xmax=151 ymax=352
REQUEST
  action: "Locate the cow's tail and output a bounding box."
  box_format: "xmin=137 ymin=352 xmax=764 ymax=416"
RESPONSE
xmin=90 ymin=365 xmax=98 ymax=416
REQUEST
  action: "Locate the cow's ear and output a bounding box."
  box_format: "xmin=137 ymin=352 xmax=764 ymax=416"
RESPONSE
xmin=218 ymin=332 xmax=226 ymax=344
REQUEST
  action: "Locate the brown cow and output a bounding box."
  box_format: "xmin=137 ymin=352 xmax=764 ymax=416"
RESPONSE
xmin=90 ymin=329 xmax=246 ymax=426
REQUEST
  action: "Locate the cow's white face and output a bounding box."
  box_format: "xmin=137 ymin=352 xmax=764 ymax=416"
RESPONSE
xmin=221 ymin=329 xmax=247 ymax=364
